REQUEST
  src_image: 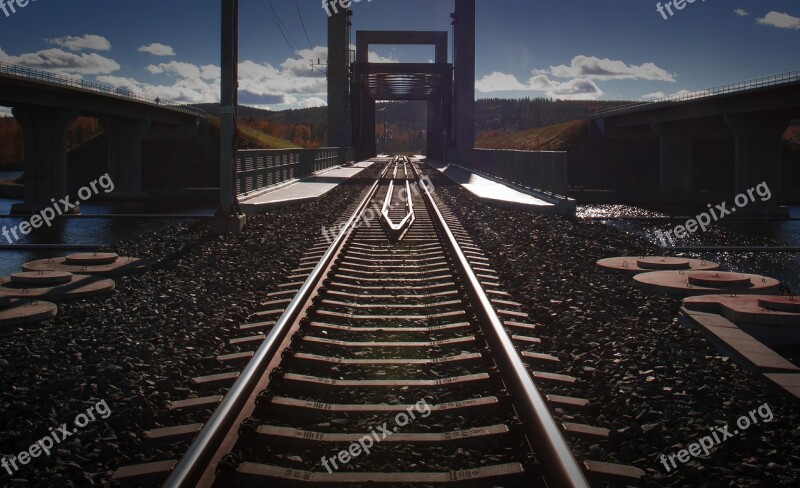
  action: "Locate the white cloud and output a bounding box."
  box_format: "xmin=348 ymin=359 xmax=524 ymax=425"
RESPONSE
xmin=640 ymin=88 xmax=710 ymax=101
xmin=47 ymin=34 xmax=111 ymax=52
xmin=757 ymin=11 xmax=800 ymax=29
xmin=641 ymin=91 xmax=666 ymax=101
xmin=735 ymin=9 xmax=749 ymax=17
xmin=96 ymin=46 xmax=334 ymax=106
xmin=0 ymin=47 xmax=119 ymax=75
xmin=547 ymin=55 xmax=675 ymax=82
xmin=368 ymin=51 xmax=399 ymax=63
xmin=475 ymin=72 xmax=528 ymax=92
xmin=299 ymin=97 xmax=327 ymax=108
xmin=476 ymin=71 xmax=603 ymax=100
xmin=476 ymin=55 xmax=673 ymax=100
xmin=138 ymin=43 xmax=176 ymax=57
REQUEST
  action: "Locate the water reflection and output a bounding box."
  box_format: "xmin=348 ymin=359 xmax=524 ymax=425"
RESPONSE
xmin=580 ymin=204 xmax=800 ymax=292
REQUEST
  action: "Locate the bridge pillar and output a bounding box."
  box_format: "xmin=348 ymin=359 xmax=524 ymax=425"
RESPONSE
xmin=724 ymin=114 xmax=786 ymax=205
xmin=651 ymin=121 xmax=696 ymax=200
xmin=353 ymin=86 xmax=376 ymax=161
xmin=427 ymin=92 xmax=444 ymax=161
xmin=453 ymin=0 xmax=475 ymax=150
xmin=11 ymin=106 xmax=77 ymax=214
xmin=327 ymin=8 xmax=351 ymax=147
xmin=100 ymin=116 xmax=151 ymax=194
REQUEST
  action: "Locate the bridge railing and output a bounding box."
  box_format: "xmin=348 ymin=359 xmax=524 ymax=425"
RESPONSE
xmin=236 ymin=147 xmax=354 ymax=196
xmin=592 ymin=68 xmax=800 ymax=118
xmin=447 ymin=148 xmax=569 ymax=199
xmin=0 ymin=61 xmax=211 ymax=118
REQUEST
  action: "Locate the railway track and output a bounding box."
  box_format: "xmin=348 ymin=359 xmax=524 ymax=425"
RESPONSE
xmin=113 ymin=157 xmax=643 ymax=487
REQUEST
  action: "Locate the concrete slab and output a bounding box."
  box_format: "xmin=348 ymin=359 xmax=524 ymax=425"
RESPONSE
xmin=681 ymin=307 xmax=800 ymax=374
xmin=239 ymin=162 xmax=375 ymax=214
xmin=683 ymin=294 xmax=800 ymax=347
xmin=425 ymin=160 xmax=575 ymax=216
xmin=764 ymin=373 xmax=800 ymax=402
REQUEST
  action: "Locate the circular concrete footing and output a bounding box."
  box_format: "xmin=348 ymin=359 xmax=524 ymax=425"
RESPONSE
xmin=635 ymin=270 xmax=780 ymax=297
xmin=0 ymin=300 xmax=58 ymax=327
xmin=597 ymin=256 xmax=720 ymax=275
xmin=0 ymin=274 xmax=115 ymax=301
xmin=10 ymin=271 xmax=73 ymax=286
xmin=22 ymin=255 xmax=150 ymax=277
xmin=758 ymin=297 xmax=800 ymax=313
xmin=64 ymin=253 xmax=119 ymax=266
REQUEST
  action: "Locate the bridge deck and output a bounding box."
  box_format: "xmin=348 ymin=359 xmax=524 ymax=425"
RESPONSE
xmin=239 ymin=161 xmax=375 ymax=214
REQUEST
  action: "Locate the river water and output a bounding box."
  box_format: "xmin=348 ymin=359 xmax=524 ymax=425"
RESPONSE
xmin=0 ymin=171 xmax=213 ymax=276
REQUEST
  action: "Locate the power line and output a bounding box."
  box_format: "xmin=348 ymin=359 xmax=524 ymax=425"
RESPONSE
xmin=259 ymin=0 xmax=300 ymax=59
xmin=257 ymin=0 xmax=326 ymax=75
xmin=294 ymin=0 xmax=314 ymax=50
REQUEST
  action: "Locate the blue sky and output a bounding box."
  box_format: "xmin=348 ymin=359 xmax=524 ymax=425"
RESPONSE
xmin=0 ymin=0 xmax=799 ymax=111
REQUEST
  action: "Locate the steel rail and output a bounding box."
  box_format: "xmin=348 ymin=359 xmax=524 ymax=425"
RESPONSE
xmin=162 ymin=164 xmax=390 ymax=488
xmin=413 ymin=162 xmax=591 ymax=488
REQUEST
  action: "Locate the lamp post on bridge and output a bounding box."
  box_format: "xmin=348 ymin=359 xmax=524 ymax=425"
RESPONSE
xmin=211 ymin=0 xmax=247 ymax=235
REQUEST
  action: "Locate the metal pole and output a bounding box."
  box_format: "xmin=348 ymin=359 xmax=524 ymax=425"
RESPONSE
xmin=219 ymin=0 xmax=238 ymax=217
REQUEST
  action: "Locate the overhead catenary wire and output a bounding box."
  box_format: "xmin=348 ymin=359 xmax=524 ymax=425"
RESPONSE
xmin=258 ymin=0 xmax=326 ymax=75
xmin=294 ymin=0 xmax=314 ymax=50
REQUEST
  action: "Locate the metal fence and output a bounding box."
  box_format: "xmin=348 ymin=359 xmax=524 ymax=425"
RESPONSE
xmin=0 ymin=61 xmax=211 ymax=118
xmin=592 ymin=68 xmax=800 ymax=118
xmin=236 ymin=147 xmax=355 ymax=196
xmin=447 ymin=148 xmax=568 ymax=199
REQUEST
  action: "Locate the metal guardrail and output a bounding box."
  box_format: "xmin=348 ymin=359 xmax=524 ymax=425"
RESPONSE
xmin=0 ymin=61 xmax=211 ymax=118
xmin=592 ymin=68 xmax=800 ymax=118
xmin=236 ymin=147 xmax=355 ymax=195
xmin=447 ymin=148 xmax=569 ymax=199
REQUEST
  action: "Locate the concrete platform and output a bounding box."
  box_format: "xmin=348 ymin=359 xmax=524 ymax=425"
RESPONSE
xmin=597 ymin=256 xmax=719 ymax=275
xmin=680 ymin=308 xmax=800 ymax=402
xmin=683 ymin=295 xmax=800 ymax=347
xmin=425 ymin=160 xmax=575 ymax=216
xmin=239 ymin=161 xmax=375 ymax=214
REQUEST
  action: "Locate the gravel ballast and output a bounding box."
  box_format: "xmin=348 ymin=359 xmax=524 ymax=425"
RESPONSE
xmin=0 ymin=166 xmax=381 ymax=487
xmin=1 ymin=161 xmax=797 ymax=487
xmin=424 ymin=167 xmax=800 ymax=487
